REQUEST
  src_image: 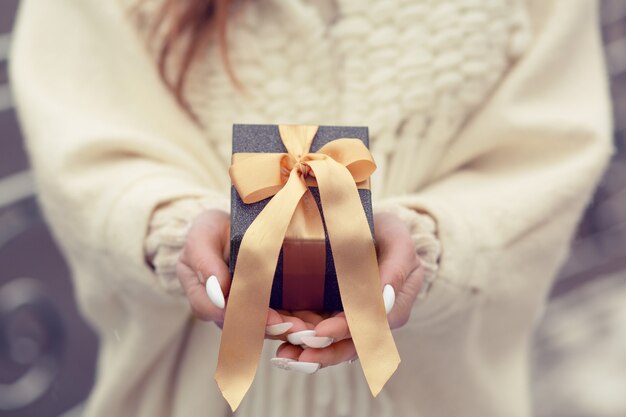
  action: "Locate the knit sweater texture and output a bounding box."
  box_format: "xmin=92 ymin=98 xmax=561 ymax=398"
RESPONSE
xmin=10 ymin=0 xmax=613 ymax=416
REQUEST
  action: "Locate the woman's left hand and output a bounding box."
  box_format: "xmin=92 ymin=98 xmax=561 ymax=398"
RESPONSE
xmin=273 ymin=211 xmax=424 ymax=372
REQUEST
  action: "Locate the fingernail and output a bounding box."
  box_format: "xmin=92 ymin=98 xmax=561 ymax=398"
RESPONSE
xmin=301 ymin=336 xmax=334 ymax=349
xmin=265 ymin=322 xmax=294 ymax=336
xmin=206 ymin=275 xmax=225 ymax=309
xmin=270 ymin=357 xmax=295 ymax=371
xmin=383 ymin=284 xmax=395 ymax=314
xmin=287 ymin=330 xmax=316 ymax=345
xmin=288 ymin=361 xmax=320 ymax=374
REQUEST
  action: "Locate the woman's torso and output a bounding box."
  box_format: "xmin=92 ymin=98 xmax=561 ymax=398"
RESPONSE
xmin=93 ymin=1 xmax=533 ymax=416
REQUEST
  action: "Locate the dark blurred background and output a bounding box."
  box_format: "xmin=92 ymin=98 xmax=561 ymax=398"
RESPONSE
xmin=1 ymin=1 xmax=625 ymax=416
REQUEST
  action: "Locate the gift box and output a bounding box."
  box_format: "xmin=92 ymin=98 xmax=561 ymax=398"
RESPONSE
xmin=229 ymin=124 xmax=375 ymax=312
xmin=217 ymin=124 xmax=399 ymax=410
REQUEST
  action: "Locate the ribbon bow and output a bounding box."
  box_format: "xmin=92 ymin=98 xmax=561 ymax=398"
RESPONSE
xmin=215 ymin=125 xmax=400 ymax=410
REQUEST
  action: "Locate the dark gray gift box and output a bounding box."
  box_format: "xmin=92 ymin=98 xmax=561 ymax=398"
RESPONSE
xmin=229 ymin=124 xmax=375 ymax=312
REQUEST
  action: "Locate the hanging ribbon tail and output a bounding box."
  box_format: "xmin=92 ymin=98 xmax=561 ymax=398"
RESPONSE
xmin=214 ymin=169 xmax=308 ymax=411
xmin=307 ymin=157 xmax=401 ymax=395
xmin=282 ymin=188 xmax=327 ymax=310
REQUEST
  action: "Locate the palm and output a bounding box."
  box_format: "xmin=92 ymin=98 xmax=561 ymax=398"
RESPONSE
xmin=273 ymin=212 xmax=424 ymax=366
xmin=179 ymin=209 xmax=423 ymax=368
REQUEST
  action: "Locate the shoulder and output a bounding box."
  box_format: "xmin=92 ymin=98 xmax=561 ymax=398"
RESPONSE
xmin=12 ymin=0 xmax=138 ymax=42
xmin=10 ymin=0 xmax=147 ymax=70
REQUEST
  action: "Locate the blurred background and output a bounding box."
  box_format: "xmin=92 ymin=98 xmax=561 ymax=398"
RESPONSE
xmin=1 ymin=1 xmax=625 ymax=417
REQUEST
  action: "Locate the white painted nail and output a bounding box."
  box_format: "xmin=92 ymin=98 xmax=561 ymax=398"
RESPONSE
xmin=301 ymin=336 xmax=334 ymax=349
xmin=383 ymin=284 xmax=395 ymax=314
xmin=206 ymin=275 xmax=225 ymax=309
xmin=288 ymin=361 xmax=320 ymax=374
xmin=270 ymin=357 xmax=295 ymax=371
xmin=265 ymin=322 xmax=294 ymax=336
xmin=287 ymin=330 xmax=316 ymax=345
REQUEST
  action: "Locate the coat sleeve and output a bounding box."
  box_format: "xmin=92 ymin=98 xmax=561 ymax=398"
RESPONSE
xmin=374 ymin=0 xmax=614 ymax=323
xmin=9 ymin=0 xmax=229 ymax=298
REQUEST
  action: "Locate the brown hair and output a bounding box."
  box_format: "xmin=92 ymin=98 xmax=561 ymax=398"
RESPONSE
xmin=135 ymin=0 xmax=242 ymax=116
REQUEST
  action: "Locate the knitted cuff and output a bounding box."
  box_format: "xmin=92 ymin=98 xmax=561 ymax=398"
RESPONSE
xmin=144 ymin=196 xmax=230 ymax=296
xmin=373 ymin=200 xmax=442 ymax=298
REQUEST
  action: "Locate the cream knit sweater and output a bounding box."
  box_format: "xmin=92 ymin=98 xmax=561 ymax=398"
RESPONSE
xmin=10 ymin=0 xmax=612 ymax=416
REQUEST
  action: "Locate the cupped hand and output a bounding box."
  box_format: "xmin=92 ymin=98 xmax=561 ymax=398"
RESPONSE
xmin=176 ymin=209 xmax=311 ymax=338
xmin=273 ymin=211 xmax=425 ymax=372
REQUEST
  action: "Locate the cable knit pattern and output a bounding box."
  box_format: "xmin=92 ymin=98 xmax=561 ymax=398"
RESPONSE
xmin=185 ymin=0 xmax=530 ymax=191
xmin=138 ymin=0 xmax=530 ymax=297
xmin=131 ymin=0 xmax=531 ymax=191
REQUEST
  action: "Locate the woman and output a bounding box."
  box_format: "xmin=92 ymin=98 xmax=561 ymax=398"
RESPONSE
xmin=10 ymin=0 xmax=612 ymax=416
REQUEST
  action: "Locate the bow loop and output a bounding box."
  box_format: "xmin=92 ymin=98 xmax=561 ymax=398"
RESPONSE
xmin=229 ymin=152 xmax=288 ymax=204
xmin=316 ymin=138 xmax=377 ymax=183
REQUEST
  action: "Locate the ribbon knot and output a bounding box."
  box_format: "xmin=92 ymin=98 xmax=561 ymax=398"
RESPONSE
xmin=282 ymin=155 xmax=313 ymax=178
xmin=293 ymin=159 xmax=311 ymax=177
xmin=216 ymin=125 xmax=400 ymax=411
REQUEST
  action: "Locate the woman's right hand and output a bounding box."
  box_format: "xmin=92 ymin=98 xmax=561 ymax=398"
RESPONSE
xmin=176 ymin=209 xmax=312 ymax=338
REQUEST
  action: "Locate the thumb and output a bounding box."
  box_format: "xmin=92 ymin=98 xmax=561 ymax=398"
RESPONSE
xmin=182 ymin=210 xmax=232 ymax=311
xmin=375 ymin=216 xmax=416 ymax=314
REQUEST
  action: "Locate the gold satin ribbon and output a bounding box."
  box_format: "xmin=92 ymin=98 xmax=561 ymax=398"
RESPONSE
xmin=216 ymin=125 xmax=400 ymax=410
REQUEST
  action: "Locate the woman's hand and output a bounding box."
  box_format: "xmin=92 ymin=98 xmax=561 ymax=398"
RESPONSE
xmin=273 ymin=211 xmax=425 ymax=372
xmin=176 ymin=209 xmax=312 ymax=338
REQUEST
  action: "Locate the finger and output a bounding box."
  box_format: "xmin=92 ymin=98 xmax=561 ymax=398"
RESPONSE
xmin=276 ymin=342 xmax=303 ymax=359
xmin=203 ymin=274 xmax=226 ymax=309
xmin=177 ymin=262 xmax=224 ymax=322
xmin=265 ymin=309 xmax=295 ymax=339
xmin=277 ymin=314 xmax=317 ymax=345
xmin=178 ymin=241 xmax=230 ymax=319
xmin=270 ymin=342 xmax=304 ymax=370
xmin=266 ymin=308 xmax=285 ymax=326
xmin=193 ymin=254 xmax=231 ymax=313
xmin=387 ymin=267 xmax=425 ymax=329
xmin=377 ymin=239 xmax=414 ymax=291
xmin=290 ymin=310 xmax=326 ymax=326
xmin=382 ymin=284 xmax=396 ymax=315
xmin=181 ymin=214 xmax=232 ymax=301
xmin=195 ymin=257 xmax=231 ymax=300
xmin=270 ymin=342 xmax=305 ymax=371
xmin=376 ymin=236 xmax=418 ymax=315
xmin=267 ymin=312 xmax=315 ymax=342
xmin=374 ymin=213 xmax=419 ymax=287
xmin=277 ymin=309 xmax=322 ymax=326
xmin=187 ymin=209 xmax=231 ymax=262
xmin=303 ymin=313 xmax=350 ymax=348
xmin=298 ymin=339 xmax=357 ymax=369
xmin=278 ymin=313 xmax=311 ymax=332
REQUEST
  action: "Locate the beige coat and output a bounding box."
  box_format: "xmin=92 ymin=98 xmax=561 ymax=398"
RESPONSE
xmin=10 ymin=0 xmax=612 ymax=416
